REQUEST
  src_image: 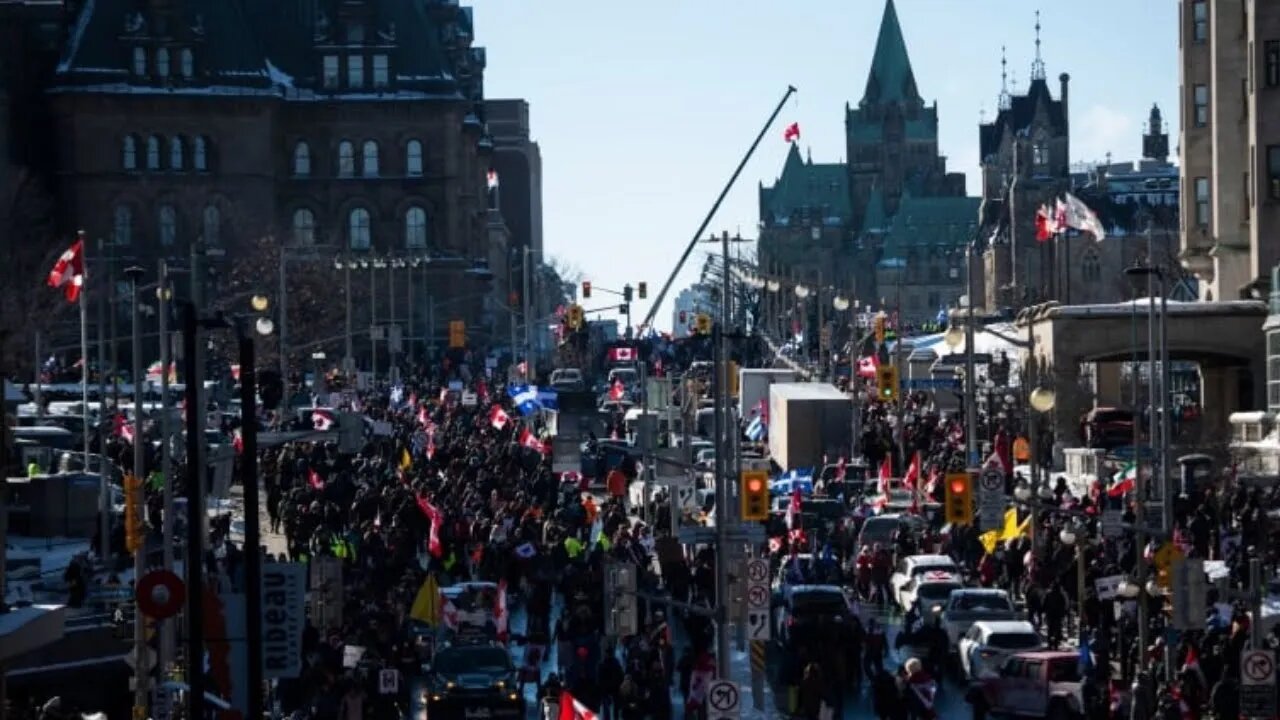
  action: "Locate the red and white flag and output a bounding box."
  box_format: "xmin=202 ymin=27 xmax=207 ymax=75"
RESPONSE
xmin=878 ymin=454 xmax=893 ymax=496
xmin=494 ymin=578 xmax=509 ymax=643
xmin=783 ymin=122 xmax=800 ymax=143
xmin=232 ymin=429 xmax=244 ymax=455
xmin=856 ymin=355 xmax=880 ymax=379
xmin=307 ymin=468 xmax=325 ymax=491
xmin=47 ymin=234 xmax=86 ymax=303
xmin=607 ymin=347 xmax=635 ymax=363
xmin=312 ymin=409 xmax=335 ymax=432
xmin=519 ymin=427 xmax=548 ymax=454
xmin=608 ymin=379 xmax=625 ymax=402
xmin=113 ymin=413 xmax=134 ymax=444
xmin=902 ymin=451 xmax=921 ymax=490
xmin=1034 ymin=204 xmax=1060 ymax=242
xmin=558 ymin=691 xmax=597 ymax=720
xmin=489 ymin=404 xmax=509 ymax=430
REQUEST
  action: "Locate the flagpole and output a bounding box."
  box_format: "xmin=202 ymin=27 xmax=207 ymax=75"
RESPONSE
xmin=80 ymin=257 xmax=108 ymax=562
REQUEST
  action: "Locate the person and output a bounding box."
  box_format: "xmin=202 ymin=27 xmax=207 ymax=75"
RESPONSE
xmin=799 ymin=662 xmax=824 ymax=720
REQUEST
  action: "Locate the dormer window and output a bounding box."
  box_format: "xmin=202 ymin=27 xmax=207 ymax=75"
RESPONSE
xmin=1033 ymin=141 xmax=1048 ymax=168
xmin=347 ymin=55 xmax=364 ymax=89
xmin=180 ymin=48 xmax=194 ymax=79
xmin=373 ymin=55 xmax=389 ymax=88
xmin=133 ymin=47 xmax=147 ymax=76
xmin=322 ymin=55 xmax=339 ymax=89
xmin=156 ymin=48 xmax=170 ymax=77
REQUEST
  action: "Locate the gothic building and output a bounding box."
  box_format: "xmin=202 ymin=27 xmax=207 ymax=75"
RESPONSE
xmin=757 ymin=0 xmax=977 ymax=334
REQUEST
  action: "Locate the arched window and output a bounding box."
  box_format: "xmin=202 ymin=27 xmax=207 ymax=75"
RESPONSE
xmin=361 ymin=140 xmax=379 ymax=177
xmin=404 ymin=206 xmax=427 ymax=248
xmin=292 ymin=208 xmax=316 ymax=246
xmin=156 ymin=48 xmax=170 ymax=77
xmin=193 ymin=136 xmax=208 ymax=171
xmin=348 ymin=208 xmax=371 ymax=250
xmin=132 ymin=47 xmax=146 ymax=75
xmin=169 ymin=136 xmax=184 ymax=170
xmin=337 ymin=141 xmax=355 ymax=177
xmin=293 ymin=141 xmax=311 ymax=177
xmin=146 ymin=135 xmax=161 ymax=170
xmin=159 ymin=205 xmax=177 ymax=246
xmin=180 ymin=48 xmax=193 ymax=78
xmin=113 ymin=206 xmax=133 ymax=246
xmin=202 ymin=205 xmax=221 ymax=245
xmin=122 ymin=136 xmax=138 ymax=170
xmin=405 ymin=139 xmax=423 ymax=177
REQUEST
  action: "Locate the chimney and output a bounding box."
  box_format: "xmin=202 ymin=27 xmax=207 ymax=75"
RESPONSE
xmin=1058 ymin=72 xmax=1070 ymax=117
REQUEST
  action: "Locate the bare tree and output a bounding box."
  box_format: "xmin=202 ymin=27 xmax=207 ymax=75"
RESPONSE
xmin=543 ymin=254 xmax=584 ymax=285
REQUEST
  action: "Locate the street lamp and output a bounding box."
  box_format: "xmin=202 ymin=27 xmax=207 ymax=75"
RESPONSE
xmin=250 ymin=294 xmax=269 ymax=313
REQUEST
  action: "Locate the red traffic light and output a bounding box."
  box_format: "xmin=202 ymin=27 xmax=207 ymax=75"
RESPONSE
xmin=950 ymin=478 xmax=968 ymax=494
xmin=747 ymin=478 xmax=764 ymax=493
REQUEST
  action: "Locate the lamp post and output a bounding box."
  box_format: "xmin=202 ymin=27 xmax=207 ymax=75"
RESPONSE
xmin=1124 ymin=264 xmax=1171 ymax=534
xmin=333 ymin=255 xmax=358 ymax=376
xmin=125 ymin=266 xmax=148 ymax=715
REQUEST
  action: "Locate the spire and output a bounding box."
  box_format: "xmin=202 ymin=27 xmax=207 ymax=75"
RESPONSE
xmin=860 ymin=0 xmax=922 ymax=108
xmin=998 ymin=45 xmax=1011 ymax=111
xmin=1030 ymin=10 xmax=1046 ymax=81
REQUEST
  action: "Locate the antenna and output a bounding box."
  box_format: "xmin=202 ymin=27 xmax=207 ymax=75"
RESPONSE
xmin=1031 ymin=11 xmax=1046 ymax=81
xmin=998 ymin=46 xmax=1011 ymax=111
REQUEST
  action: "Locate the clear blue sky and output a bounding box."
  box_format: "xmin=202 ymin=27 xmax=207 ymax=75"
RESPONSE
xmin=469 ymin=0 xmax=1178 ymax=330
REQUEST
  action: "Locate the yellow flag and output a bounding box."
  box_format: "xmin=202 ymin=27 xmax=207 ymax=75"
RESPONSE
xmin=979 ymin=530 xmax=1000 ymax=554
xmin=400 ymin=448 xmax=412 ymax=471
xmin=1000 ymin=509 xmax=1019 ymax=540
xmin=409 ymin=574 xmax=440 ymax=625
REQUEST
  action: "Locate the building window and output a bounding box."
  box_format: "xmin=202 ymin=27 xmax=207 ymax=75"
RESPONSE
xmin=1082 ymin=251 xmax=1101 ymax=282
xmin=1193 ymin=0 xmax=1207 ymax=42
xmin=347 ymin=55 xmax=364 ymax=89
xmin=122 ymin=136 xmax=138 ymax=170
xmin=156 ymin=48 xmax=170 ymax=77
xmin=1032 ymin=142 xmax=1048 ymax=167
xmin=373 ymin=54 xmax=389 ymax=88
xmin=169 ymin=136 xmax=184 ymax=171
xmin=133 ymin=47 xmax=146 ymax=76
xmin=1268 ymin=146 xmax=1280 ymax=200
xmin=180 ymin=48 xmax=194 ymax=79
xmin=292 ymin=208 xmax=316 ymax=246
xmin=146 ymin=135 xmax=161 ymax=170
xmin=159 ymin=205 xmax=177 ymax=246
xmin=405 ymin=206 xmax=427 ymax=248
xmin=322 ymin=55 xmax=339 ymax=89
xmin=113 ymin=206 xmax=133 ymax=246
xmin=1195 ymin=176 xmax=1211 ymax=226
xmin=348 ymin=208 xmax=371 ymax=250
xmin=337 ymin=141 xmax=355 ymax=177
xmin=1270 ymin=332 xmax=1280 ymax=412
xmin=193 ymin=136 xmax=208 ymax=171
xmin=1267 ymin=41 xmax=1280 ymax=88
xmin=1194 ymin=84 xmax=1209 ymax=127
xmin=362 ymin=140 xmax=379 ymax=177
xmin=406 ymin=140 xmax=423 ymax=177
xmin=293 ymin=141 xmax=311 ymax=177
xmin=202 ymin=205 xmax=221 ymax=245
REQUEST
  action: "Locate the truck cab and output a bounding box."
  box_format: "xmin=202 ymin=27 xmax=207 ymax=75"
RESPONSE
xmin=977 ymin=650 xmax=1084 ymax=719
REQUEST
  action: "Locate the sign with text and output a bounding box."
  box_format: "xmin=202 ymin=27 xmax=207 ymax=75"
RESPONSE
xmin=977 ymin=467 xmax=1005 ymax=530
xmin=1241 ymin=649 xmax=1276 ymax=718
xmin=745 ymin=558 xmax=770 ymax=641
xmin=261 ymin=562 xmax=307 ymax=679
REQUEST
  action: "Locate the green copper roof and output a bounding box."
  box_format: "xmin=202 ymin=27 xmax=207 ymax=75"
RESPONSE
xmin=860 ymin=0 xmax=920 ymax=107
xmin=880 ymin=194 xmax=979 ymax=260
xmin=847 ymin=106 xmax=938 ymax=145
xmin=861 ymin=186 xmax=887 ymax=234
xmin=760 ymin=144 xmax=852 ymax=225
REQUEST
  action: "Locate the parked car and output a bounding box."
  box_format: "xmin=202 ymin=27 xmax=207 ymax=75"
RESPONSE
xmin=772 ymin=584 xmax=849 ymax=650
xmin=941 ymin=588 xmax=1020 ymax=647
xmin=958 ymin=620 xmax=1045 ymax=680
xmin=975 ymin=650 xmax=1084 ymax=719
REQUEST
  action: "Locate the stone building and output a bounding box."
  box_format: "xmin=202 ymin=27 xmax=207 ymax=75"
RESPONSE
xmin=48 ymin=0 xmax=504 ymax=366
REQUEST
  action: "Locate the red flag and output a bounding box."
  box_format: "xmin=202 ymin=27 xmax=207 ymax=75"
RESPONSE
xmin=417 ymin=497 xmax=444 ymax=557
xmin=608 ymin=379 xmax=624 ymax=402
xmin=47 ymin=234 xmax=86 ymax=303
xmin=519 ymin=427 xmax=549 ymax=455
xmin=232 ymin=429 xmax=244 ymax=455
xmin=113 ymin=413 xmax=134 ymax=444
xmin=307 ymin=468 xmax=324 ymax=490
xmin=312 ymin=410 xmax=335 ymax=432
xmin=925 ymin=464 xmax=940 ymax=497
xmin=489 ymin=404 xmax=509 ymax=430
xmin=878 ymin=454 xmax=893 ymax=496
xmin=856 ymin=355 xmax=880 ymax=379
xmin=902 ymin=451 xmax=921 ymax=490
xmin=1034 ymin=205 xmax=1054 ymax=242
xmin=783 ymin=122 xmax=800 ymax=143
xmin=559 ymin=691 xmax=598 ymax=720
xmin=494 ymin=578 xmax=509 ymax=643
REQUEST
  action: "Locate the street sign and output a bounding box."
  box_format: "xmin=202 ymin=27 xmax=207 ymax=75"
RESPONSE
xmin=125 ymin=644 xmax=157 ymax=673
xmin=1170 ymin=558 xmax=1206 ymax=630
xmin=378 ymin=668 xmax=400 ymax=694
xmin=1094 ymin=575 xmax=1125 ymax=601
xmin=745 ymin=558 xmax=770 ymax=642
xmin=978 ymin=467 xmax=1004 ymax=530
xmin=460 ymin=391 xmax=478 ymax=407
xmin=1242 ymin=649 xmax=1276 ymax=719
xmin=677 ymin=525 xmax=766 ymax=546
xmin=707 ymin=679 xmax=741 ymax=720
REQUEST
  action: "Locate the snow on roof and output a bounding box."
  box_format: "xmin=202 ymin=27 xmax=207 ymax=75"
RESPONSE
xmin=265 ymin=60 xmax=294 ymax=89
xmin=1046 ymin=298 xmax=1266 ymax=319
xmin=55 ymin=0 xmax=96 ymax=73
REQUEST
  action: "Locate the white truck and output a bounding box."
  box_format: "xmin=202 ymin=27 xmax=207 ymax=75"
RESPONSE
xmin=738 ymin=368 xmax=797 ymax=418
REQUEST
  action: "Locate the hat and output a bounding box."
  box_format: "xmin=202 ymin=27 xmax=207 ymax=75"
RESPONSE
xmin=904 ymin=658 xmax=922 ymax=675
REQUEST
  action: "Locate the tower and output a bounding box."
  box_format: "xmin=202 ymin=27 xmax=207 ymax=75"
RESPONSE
xmin=1143 ymin=104 xmax=1169 ymax=163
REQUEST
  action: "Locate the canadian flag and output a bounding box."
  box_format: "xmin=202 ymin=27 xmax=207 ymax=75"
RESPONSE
xmin=783 ymin=121 xmax=800 ymax=143
xmin=558 ymin=691 xmax=598 ymax=720
xmin=308 ymin=468 xmax=325 ymax=491
xmin=519 ymin=427 xmax=548 ymax=454
xmin=494 ymin=578 xmax=509 ymax=643
xmin=113 ymin=413 xmax=134 ymax=444
xmin=607 ymin=347 xmax=635 ymax=363
xmin=878 ymin=454 xmax=893 ymax=496
xmin=312 ymin=409 xmax=335 ymax=431
xmin=608 ymin=379 xmax=625 ymax=402
xmin=902 ymin=451 xmax=921 ymax=490
xmin=232 ymin=429 xmax=244 ymax=455
xmin=856 ymin=355 xmax=880 ymax=379
xmin=47 ymin=234 xmax=87 ymax=303
xmin=489 ymin=404 xmax=510 ymax=430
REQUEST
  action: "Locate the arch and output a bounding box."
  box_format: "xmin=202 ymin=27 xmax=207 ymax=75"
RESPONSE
xmin=405 ymin=139 xmax=423 ymax=177
xmin=169 ymin=136 xmax=184 ymax=171
xmin=202 ymin=205 xmax=221 ymax=245
xmin=113 ymin=205 xmax=134 ymax=246
xmin=158 ymin=204 xmax=177 ymax=246
xmin=193 ymin=136 xmax=209 ymax=171
xmin=156 ymin=47 xmax=170 ymax=77
xmin=122 ymin=135 xmax=138 ymax=170
xmin=132 ymin=47 xmax=146 ymax=75
xmin=180 ymin=48 xmax=194 ymax=78
xmin=348 ymin=207 xmax=371 ymax=250
xmin=293 ymin=141 xmax=311 ymax=177
xmin=404 ymin=206 xmax=428 ymax=248
xmin=146 ymin=135 xmax=161 ymax=170
xmin=292 ymin=207 xmax=316 ymax=246
xmin=337 ymin=140 xmax=355 ymax=177
xmin=361 ymin=140 xmax=379 ymax=177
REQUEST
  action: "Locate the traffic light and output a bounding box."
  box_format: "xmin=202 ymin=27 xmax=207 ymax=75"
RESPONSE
xmin=873 ymin=313 xmax=886 ymax=344
xmin=875 ymin=364 xmax=899 ymax=401
xmin=124 ymin=473 xmax=144 ymax=554
xmin=638 ymin=282 xmax=647 ymax=299
xmin=944 ymin=472 xmax=974 ymax=526
xmin=623 ymin=285 xmax=633 ymax=302
xmin=695 ymin=313 xmax=711 ymax=335
xmin=568 ymin=304 xmax=584 ymax=330
xmin=618 ymin=303 xmax=630 ymax=316
xmin=582 ymin=281 xmax=592 ymax=299
xmin=740 ymin=470 xmax=769 ymax=521
xmin=448 ymin=320 xmax=466 ymax=348
xmin=727 ymin=361 xmax=740 ymax=397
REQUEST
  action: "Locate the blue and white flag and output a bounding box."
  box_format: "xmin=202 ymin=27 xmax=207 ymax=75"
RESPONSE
xmin=536 ymin=388 xmax=559 ymax=412
xmin=934 ymin=306 xmax=948 ymax=325
xmin=745 ymin=415 xmax=767 ymax=442
xmin=389 ymin=384 xmax=405 ymax=408
xmin=507 ymin=384 xmax=542 ymax=416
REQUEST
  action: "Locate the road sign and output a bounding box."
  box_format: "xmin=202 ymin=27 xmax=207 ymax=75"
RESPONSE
xmin=707 ymin=679 xmax=741 ymax=720
xmin=1170 ymin=558 xmax=1206 ymax=630
xmin=378 ymin=668 xmax=400 ymax=694
xmin=677 ymin=525 xmax=765 ymax=546
xmin=136 ymin=570 xmax=186 ymax=619
xmin=1094 ymin=575 xmax=1125 ymax=601
xmin=978 ymin=467 xmax=1005 ymax=529
xmin=1242 ymin=649 xmax=1276 ymax=718
xmin=125 ymin=644 xmax=157 ymax=672
xmin=745 ymin=558 xmax=770 ymax=641
xmin=745 ymin=558 xmax=769 ymax=586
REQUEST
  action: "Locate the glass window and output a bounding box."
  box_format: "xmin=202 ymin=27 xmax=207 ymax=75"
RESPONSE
xmin=156 ymin=48 xmax=170 ymax=77
xmin=322 ymin=56 xmax=339 ymax=89
xmin=1033 ymin=142 xmax=1048 ymax=167
xmin=202 ymin=205 xmax=221 ymax=245
xmin=362 ymin=140 xmax=379 ymax=177
xmin=293 ymin=141 xmax=311 ymax=177
xmin=292 ymin=208 xmax=316 ymax=246
xmin=193 ymin=136 xmax=208 ymax=171
xmin=169 ymin=136 xmax=184 ymax=170
xmin=406 ymin=140 xmax=423 ymax=177
xmin=1195 ymin=177 xmax=1211 ymax=226
xmin=133 ymin=47 xmax=146 ymax=75
xmin=338 ymin=141 xmax=355 ymax=177
xmin=159 ymin=205 xmax=177 ymax=246
xmin=405 ymin=206 xmax=427 ymax=248
xmin=348 ymin=208 xmax=371 ymax=250
xmin=113 ymin=206 xmax=133 ymax=246
xmin=122 ymin=136 xmax=137 ymax=170
xmin=347 ymin=55 xmax=364 ymax=89
xmin=1194 ymin=84 xmax=1209 ymax=127
xmin=1268 ymin=146 xmax=1280 ymax=200
xmin=146 ymin=136 xmax=161 ymax=170
xmin=1193 ymin=1 xmax=1207 ymax=42
xmin=373 ymin=55 xmax=389 ymax=88
xmin=1268 ymin=41 xmax=1280 ymax=88
xmin=180 ymin=48 xmax=194 ymax=78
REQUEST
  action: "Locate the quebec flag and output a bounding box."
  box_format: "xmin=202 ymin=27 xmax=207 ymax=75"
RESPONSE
xmin=745 ymin=414 xmax=767 ymax=442
xmin=536 ymin=388 xmax=559 ymax=412
xmin=507 ymin=384 xmax=542 ymax=416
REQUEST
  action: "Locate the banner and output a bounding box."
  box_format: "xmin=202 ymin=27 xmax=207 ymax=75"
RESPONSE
xmin=262 ymin=562 xmax=307 ymax=679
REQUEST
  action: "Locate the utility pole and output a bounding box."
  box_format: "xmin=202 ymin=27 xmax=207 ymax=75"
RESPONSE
xmin=964 ymin=241 xmax=979 ymax=468
xmin=96 ymin=236 xmax=107 ymax=402
xmin=127 ymin=266 xmax=148 ymax=714
xmin=157 ymin=259 xmax=176 ymax=682
xmin=712 ymin=324 xmax=730 ymax=678
xmin=180 ymin=303 xmax=207 ymax=720
xmin=370 ymin=262 xmax=378 ymax=382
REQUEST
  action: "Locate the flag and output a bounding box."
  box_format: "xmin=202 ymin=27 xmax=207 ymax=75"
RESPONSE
xmin=785 ymin=487 xmax=802 ymax=532
xmin=494 ymin=578 xmax=509 ymax=643
xmin=47 ymin=235 xmax=86 ymax=303
xmin=783 ymin=122 xmax=800 ymax=143
xmin=487 ymin=169 xmax=499 ymax=189
xmin=984 ymin=448 xmax=1009 ymax=476
xmin=1108 ymin=464 xmax=1137 ymax=497
xmin=607 ymin=347 xmax=635 ymax=363
xmin=312 ymin=409 xmax=335 ymax=432
xmin=878 ymin=454 xmax=892 ymax=496
xmin=399 ymin=448 xmax=412 ymax=471
xmin=507 ymin=384 xmax=542 ymax=415
xmin=745 ymin=414 xmax=767 ymax=442
xmin=409 ymin=574 xmax=440 ymax=625
xmin=925 ymin=464 xmax=940 ymax=497
xmin=536 ymin=388 xmax=559 ymax=411
xmin=1034 ymin=203 xmax=1062 ymax=242
xmin=489 ymin=404 xmax=510 ymax=430
xmin=307 ymin=468 xmax=325 ymax=491
xmin=1062 ymin=192 xmax=1107 ymax=240
xmin=514 ymin=542 xmax=537 ymax=559
xmin=608 ymin=379 xmax=624 ymax=402
xmin=146 ymin=361 xmax=176 ymax=383
xmin=113 ymin=413 xmax=134 ymax=444
xmin=519 ymin=427 xmax=548 ymax=454
xmin=856 ymin=355 xmax=879 ymax=379
xmin=902 ymin=451 xmax=921 ymax=490
xmin=417 ymin=496 xmax=444 ymax=557
xmin=558 ymin=691 xmax=598 ymax=720
xmin=232 ymin=429 xmax=243 ymax=455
